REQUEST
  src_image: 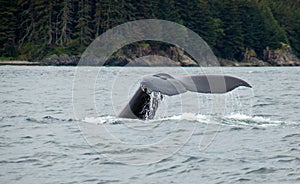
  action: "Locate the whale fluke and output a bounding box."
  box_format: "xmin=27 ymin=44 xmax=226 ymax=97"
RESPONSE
xmin=177 ymin=75 xmax=252 ymax=94
xmin=118 ymin=73 xmax=252 ymax=120
xmin=140 ymin=73 xmax=187 ymax=96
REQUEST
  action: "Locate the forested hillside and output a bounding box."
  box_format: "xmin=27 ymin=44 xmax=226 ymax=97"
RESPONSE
xmin=0 ymin=0 xmax=299 ymax=64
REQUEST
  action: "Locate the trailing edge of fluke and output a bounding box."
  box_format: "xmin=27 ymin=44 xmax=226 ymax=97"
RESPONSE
xmin=118 ymin=73 xmax=252 ymax=120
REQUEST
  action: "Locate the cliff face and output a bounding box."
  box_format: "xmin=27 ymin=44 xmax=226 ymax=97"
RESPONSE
xmin=220 ymin=45 xmax=300 ymax=66
xmin=262 ymin=46 xmax=300 ymax=66
xmin=106 ymin=46 xmax=199 ymax=66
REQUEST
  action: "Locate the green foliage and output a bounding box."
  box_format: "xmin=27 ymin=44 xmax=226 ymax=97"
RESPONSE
xmin=0 ymin=56 xmax=14 ymax=61
xmin=212 ymin=0 xmax=245 ymax=60
xmin=259 ymin=1 xmax=289 ymax=49
xmin=0 ymin=0 xmax=18 ymax=57
xmin=265 ymin=0 xmax=300 ymax=57
xmin=0 ymin=0 xmax=299 ymax=61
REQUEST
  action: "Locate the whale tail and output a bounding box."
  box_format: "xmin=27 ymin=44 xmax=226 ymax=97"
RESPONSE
xmin=118 ymin=73 xmax=252 ymax=119
xmin=177 ymin=75 xmax=252 ymax=94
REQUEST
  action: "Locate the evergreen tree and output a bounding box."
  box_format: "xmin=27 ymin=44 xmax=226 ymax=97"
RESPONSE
xmin=74 ymin=0 xmax=94 ymax=52
xmin=213 ymin=0 xmax=244 ymax=60
xmin=266 ymin=0 xmax=300 ymax=56
xmin=240 ymin=0 xmax=265 ymax=56
xmin=133 ymin=0 xmax=158 ymax=19
xmin=59 ymin=0 xmax=74 ymax=47
xmin=17 ymin=0 xmax=40 ymax=60
xmin=156 ymin=0 xmax=181 ymax=22
xmin=259 ymin=0 xmax=289 ymax=49
xmin=0 ymin=0 xmax=299 ymax=62
xmin=0 ymin=0 xmax=18 ymax=57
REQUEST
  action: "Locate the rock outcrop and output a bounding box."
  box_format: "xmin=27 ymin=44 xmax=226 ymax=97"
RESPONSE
xmin=263 ymin=45 xmax=300 ymax=66
xmin=105 ymin=46 xmax=199 ymax=66
xmin=220 ymin=44 xmax=300 ymax=66
xmin=41 ymin=54 xmax=79 ymax=66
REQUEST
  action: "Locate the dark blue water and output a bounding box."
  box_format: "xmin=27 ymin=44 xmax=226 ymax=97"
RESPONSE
xmin=0 ymin=66 xmax=299 ymax=183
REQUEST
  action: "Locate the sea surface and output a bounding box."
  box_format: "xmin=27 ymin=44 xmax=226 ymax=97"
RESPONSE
xmin=0 ymin=66 xmax=299 ymax=183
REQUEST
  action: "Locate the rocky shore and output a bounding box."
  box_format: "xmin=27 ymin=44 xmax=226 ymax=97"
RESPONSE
xmin=0 ymin=61 xmax=41 ymax=66
xmin=2 ymin=45 xmax=299 ymax=67
xmin=39 ymin=45 xmax=300 ymax=66
xmin=219 ymin=45 xmax=300 ymax=66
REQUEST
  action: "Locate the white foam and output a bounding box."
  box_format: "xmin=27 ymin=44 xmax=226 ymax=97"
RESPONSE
xmin=157 ymin=113 xmax=209 ymax=123
xmin=225 ymin=113 xmax=285 ymax=127
xmin=82 ymin=113 xmax=296 ymax=128
xmin=82 ymin=116 xmax=116 ymax=124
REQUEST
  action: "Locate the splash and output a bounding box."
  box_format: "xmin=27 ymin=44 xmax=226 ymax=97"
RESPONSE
xmin=83 ymin=116 xmax=122 ymax=125
xmin=223 ymin=113 xmax=293 ymax=127
xmin=82 ymin=113 xmax=296 ymax=128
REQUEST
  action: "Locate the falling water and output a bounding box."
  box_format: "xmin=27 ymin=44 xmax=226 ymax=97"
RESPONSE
xmin=144 ymin=91 xmax=163 ymax=120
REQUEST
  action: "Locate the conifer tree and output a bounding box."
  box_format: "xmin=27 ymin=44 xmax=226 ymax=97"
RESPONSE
xmin=0 ymin=0 xmax=18 ymax=57
xmin=59 ymin=0 xmax=74 ymax=47
xmin=0 ymin=0 xmax=299 ymax=61
xmin=213 ymin=0 xmax=244 ymax=60
xmin=259 ymin=0 xmax=289 ymax=49
xmin=75 ymin=0 xmax=94 ymax=52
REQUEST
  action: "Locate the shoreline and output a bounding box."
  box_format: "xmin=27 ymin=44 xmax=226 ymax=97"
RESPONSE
xmin=0 ymin=61 xmax=41 ymax=66
xmin=1 ymin=60 xmax=299 ymax=67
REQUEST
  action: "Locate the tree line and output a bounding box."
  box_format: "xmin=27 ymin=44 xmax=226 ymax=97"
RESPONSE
xmin=0 ymin=0 xmax=299 ymax=62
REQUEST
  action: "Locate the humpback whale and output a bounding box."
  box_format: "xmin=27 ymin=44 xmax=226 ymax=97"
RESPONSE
xmin=118 ymin=73 xmax=252 ymax=120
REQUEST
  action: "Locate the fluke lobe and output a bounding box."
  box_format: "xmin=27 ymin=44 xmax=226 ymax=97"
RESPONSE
xmin=118 ymin=73 xmax=252 ymax=120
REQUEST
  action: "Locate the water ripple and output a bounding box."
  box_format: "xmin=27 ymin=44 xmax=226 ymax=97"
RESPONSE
xmin=1 ymin=67 xmax=300 ymax=183
xmin=246 ymin=167 xmax=277 ymax=174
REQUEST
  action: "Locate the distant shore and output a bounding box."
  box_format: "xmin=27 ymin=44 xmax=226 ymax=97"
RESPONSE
xmin=0 ymin=56 xmax=300 ymax=67
xmin=1 ymin=60 xmax=300 ymax=67
xmin=0 ymin=61 xmax=41 ymax=66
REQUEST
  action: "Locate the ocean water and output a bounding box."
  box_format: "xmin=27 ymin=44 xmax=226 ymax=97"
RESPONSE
xmin=0 ymin=66 xmax=299 ymax=183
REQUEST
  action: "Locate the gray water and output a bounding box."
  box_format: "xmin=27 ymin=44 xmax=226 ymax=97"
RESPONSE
xmin=0 ymin=66 xmax=299 ymax=183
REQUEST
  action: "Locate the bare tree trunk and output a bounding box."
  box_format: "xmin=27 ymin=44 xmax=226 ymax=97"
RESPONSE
xmin=60 ymin=0 xmax=72 ymax=46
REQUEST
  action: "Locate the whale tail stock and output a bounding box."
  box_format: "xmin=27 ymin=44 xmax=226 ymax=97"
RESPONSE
xmin=118 ymin=73 xmax=252 ymax=119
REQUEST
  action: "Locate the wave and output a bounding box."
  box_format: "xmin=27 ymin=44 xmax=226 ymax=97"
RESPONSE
xmin=222 ymin=114 xmax=290 ymax=127
xmin=82 ymin=113 xmax=296 ymax=128
xmin=82 ymin=116 xmax=124 ymax=125
xmin=25 ymin=116 xmax=76 ymax=124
